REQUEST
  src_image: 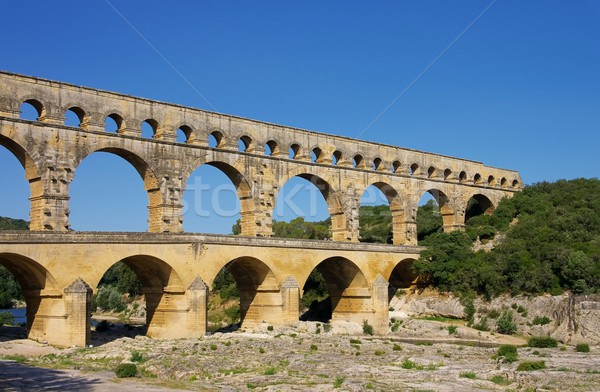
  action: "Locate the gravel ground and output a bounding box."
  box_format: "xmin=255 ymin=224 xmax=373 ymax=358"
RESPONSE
xmin=1 ymin=321 xmax=599 ymax=391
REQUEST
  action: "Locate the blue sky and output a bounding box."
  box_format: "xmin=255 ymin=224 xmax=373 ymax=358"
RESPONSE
xmin=1 ymin=1 xmax=598 ymax=233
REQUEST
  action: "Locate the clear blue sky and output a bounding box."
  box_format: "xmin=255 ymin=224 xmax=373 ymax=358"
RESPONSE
xmin=1 ymin=1 xmax=598 ymax=233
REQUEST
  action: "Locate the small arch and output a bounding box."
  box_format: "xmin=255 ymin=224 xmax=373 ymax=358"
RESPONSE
xmin=459 ymin=171 xmax=468 ymax=183
xmin=443 ymin=168 xmax=452 ymax=180
xmin=474 ymin=173 xmax=482 ymax=184
xmin=512 ymin=179 xmax=520 ymax=188
xmin=392 ymin=160 xmax=401 ymax=173
xmin=352 ymin=154 xmax=364 ymax=168
xmin=372 ymin=157 xmax=382 ymax=171
xmin=332 ymin=150 xmax=342 ymax=165
xmin=465 ymin=194 xmax=495 ymax=223
xmin=311 ymin=147 xmax=322 ymax=163
xmin=410 ymin=163 xmax=419 ymax=176
xmin=142 ymin=119 xmax=158 ymax=139
xmin=209 ymin=130 xmax=225 ymax=148
xmin=238 ymin=135 xmax=253 ymax=152
xmin=105 ymin=113 xmax=124 ymax=133
xmin=500 ymin=177 xmax=508 ymax=188
xmin=289 ymin=143 xmax=301 ymax=159
xmin=427 ymin=166 xmax=436 ymax=178
xmin=65 ymin=106 xmax=86 ymax=128
xmin=265 ymin=140 xmax=279 ymax=156
xmin=177 ymin=125 xmax=194 ymax=143
xmin=20 ymin=99 xmax=45 ymax=121
xmin=487 ymin=175 xmax=495 ymax=186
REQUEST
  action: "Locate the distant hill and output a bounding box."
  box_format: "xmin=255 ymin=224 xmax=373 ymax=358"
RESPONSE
xmin=0 ymin=216 xmax=28 ymax=230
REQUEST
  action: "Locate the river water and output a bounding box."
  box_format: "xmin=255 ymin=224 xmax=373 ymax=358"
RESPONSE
xmin=0 ymin=308 xmax=26 ymax=324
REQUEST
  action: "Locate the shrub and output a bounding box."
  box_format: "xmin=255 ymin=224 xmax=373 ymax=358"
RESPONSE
xmin=115 ymin=363 xmax=137 ymax=378
xmin=0 ymin=311 xmax=15 ymax=326
xmin=532 ymin=316 xmax=551 ymax=325
xmin=362 ymin=320 xmax=374 ymax=336
xmin=263 ymin=366 xmax=276 ymax=375
xmin=517 ymin=360 xmax=546 ymax=371
xmin=517 ymin=305 xmax=526 ymax=314
xmin=459 ymin=371 xmax=476 ymax=379
xmin=323 ymin=323 xmax=331 ymax=333
xmin=489 ymin=375 xmax=511 ymax=385
xmin=393 ymin=344 xmax=402 ymax=351
xmin=488 ymin=309 xmax=500 ymax=319
xmin=496 ymin=310 xmax=517 ymax=335
xmin=130 ymin=350 xmax=145 ymax=363
xmin=493 ymin=345 xmax=518 ymax=363
xmin=528 ymin=336 xmax=558 ymax=348
xmin=473 ymin=317 xmax=489 ymax=331
xmin=401 ymin=359 xmax=416 ymax=369
xmin=210 ymin=344 xmax=218 ymax=351
xmin=461 ymin=296 xmax=476 ymax=325
xmin=374 ymin=350 xmax=385 ymax=356
xmin=575 ymin=343 xmax=590 ymax=353
xmin=224 ymin=305 xmax=240 ymax=322
xmin=310 ymin=344 xmax=318 ymax=351
xmin=349 ymin=338 xmax=361 ymax=344
xmin=448 ymin=325 xmax=458 ymax=335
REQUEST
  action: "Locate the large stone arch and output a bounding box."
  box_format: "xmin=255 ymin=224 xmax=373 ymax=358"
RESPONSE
xmin=464 ymin=192 xmax=496 ymax=223
xmin=211 ymin=256 xmax=280 ymax=327
xmin=300 ymin=256 xmax=370 ymax=323
xmin=72 ymin=145 xmax=162 ymax=231
xmin=0 ymin=252 xmax=62 ymax=342
xmin=417 ymin=187 xmax=458 ymax=233
xmin=0 ymin=134 xmax=45 ymax=230
xmin=275 ymin=168 xmax=348 ymax=241
xmin=387 ymin=257 xmax=418 ymax=300
xmin=93 ymin=254 xmax=187 ymax=339
xmin=357 ymin=181 xmax=405 ymax=245
xmin=182 ymin=156 xmax=256 ymax=236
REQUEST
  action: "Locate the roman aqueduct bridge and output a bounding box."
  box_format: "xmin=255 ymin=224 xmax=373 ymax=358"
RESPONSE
xmin=0 ymin=72 xmax=522 ymax=347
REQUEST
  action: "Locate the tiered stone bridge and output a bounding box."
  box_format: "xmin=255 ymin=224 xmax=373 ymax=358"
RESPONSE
xmin=0 ymin=72 xmax=522 ymax=347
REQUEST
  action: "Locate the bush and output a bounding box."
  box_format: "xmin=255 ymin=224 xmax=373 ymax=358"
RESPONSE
xmin=115 ymin=363 xmax=137 ymax=378
xmin=224 ymin=305 xmax=240 ymax=322
xmin=130 ymin=350 xmax=145 ymax=363
xmin=333 ymin=376 xmax=345 ymax=388
xmin=473 ymin=317 xmax=489 ymax=332
xmin=532 ymin=316 xmax=551 ymax=325
xmin=517 ymin=360 xmax=546 ymax=371
xmin=459 ymin=371 xmax=476 ymax=379
xmin=448 ymin=325 xmax=458 ymax=335
xmin=496 ymin=310 xmax=517 ymax=335
xmin=0 ymin=311 xmax=15 ymax=326
xmin=575 ymin=343 xmax=590 ymax=353
xmin=362 ymin=320 xmax=374 ymax=336
xmin=528 ymin=336 xmax=558 ymax=348
xmin=493 ymin=344 xmax=518 ymax=363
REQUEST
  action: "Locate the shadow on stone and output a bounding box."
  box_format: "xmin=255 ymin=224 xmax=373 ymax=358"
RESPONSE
xmin=0 ymin=361 xmax=101 ymax=390
xmin=300 ymin=298 xmax=332 ymax=323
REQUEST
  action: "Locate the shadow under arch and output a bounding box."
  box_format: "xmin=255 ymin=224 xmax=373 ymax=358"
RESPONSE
xmin=387 ymin=258 xmax=418 ymax=302
xmin=92 ymin=255 xmax=185 ymax=342
xmin=183 ymin=159 xmax=256 ymax=235
xmin=359 ymin=181 xmax=404 ymax=245
xmin=465 ymin=193 xmax=496 ymax=223
xmin=300 ymin=256 xmax=368 ymax=323
xmin=0 ymin=135 xmax=43 ymax=230
xmin=276 ymin=170 xmax=347 ymax=241
xmin=0 ymin=253 xmax=60 ymax=338
xmin=72 ymin=146 xmax=162 ymax=231
xmin=213 ymin=256 xmax=278 ymax=329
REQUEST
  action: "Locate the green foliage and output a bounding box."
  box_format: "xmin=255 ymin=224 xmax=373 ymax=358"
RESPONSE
xmin=0 ymin=216 xmax=28 ymax=230
xmin=0 ymin=311 xmax=15 ymax=326
xmin=473 ymin=317 xmax=490 ymax=332
xmin=212 ymin=267 xmax=239 ymax=300
xmin=362 ymin=320 xmax=374 ymax=336
xmin=414 ymin=179 xmax=600 ymax=297
xmin=99 ymin=262 xmax=141 ymax=296
xmin=528 ymin=336 xmax=558 ymax=348
xmin=333 ymin=376 xmax=345 ymax=388
xmin=0 ymin=266 xmax=23 ymax=308
xmin=93 ymin=285 xmax=126 ymax=312
xmin=115 ymin=363 xmax=137 ymax=378
xmin=493 ymin=345 xmax=518 ymax=363
xmin=417 ymin=199 xmax=443 ymax=241
xmin=517 ymin=360 xmax=546 ymax=371
xmin=130 ymin=350 xmax=145 ymax=363
xmin=496 ymin=310 xmax=517 ymax=335
xmin=459 ymin=371 xmax=477 ymax=379
xmin=448 ymin=325 xmax=458 ymax=335
xmin=224 ymin=305 xmax=240 ymax=322
xmin=489 ymin=375 xmax=512 ymax=385
xmin=263 ymin=366 xmax=276 ymax=375
xmin=301 ymin=269 xmax=328 ymax=307
xmin=359 ymin=204 xmax=393 ymax=244
xmin=532 ymin=316 xmax=551 ymax=325
xmin=575 ymin=343 xmax=590 ymax=353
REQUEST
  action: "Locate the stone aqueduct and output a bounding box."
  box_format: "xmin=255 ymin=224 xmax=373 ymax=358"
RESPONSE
xmin=0 ymin=72 xmax=522 ymax=347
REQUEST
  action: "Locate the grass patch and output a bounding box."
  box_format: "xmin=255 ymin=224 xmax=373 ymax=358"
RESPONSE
xmin=115 ymin=363 xmax=137 ymax=378
xmin=459 ymin=371 xmax=477 ymax=379
xmin=333 ymin=376 xmax=345 ymax=388
xmin=2 ymin=355 xmax=27 ymax=363
xmin=517 ymin=360 xmax=546 ymax=371
xmin=263 ymin=366 xmax=277 ymax=375
xmin=362 ymin=320 xmax=374 ymax=336
xmin=532 ymin=316 xmax=551 ymax=325
xmin=448 ymin=325 xmax=458 ymax=335
xmin=489 ymin=375 xmax=512 ymax=385
xmin=492 ymin=344 xmax=518 ymax=363
xmin=416 ymin=316 xmax=460 ymax=323
xmin=349 ymin=338 xmax=361 ymax=344
xmin=575 ymin=343 xmax=590 ymax=353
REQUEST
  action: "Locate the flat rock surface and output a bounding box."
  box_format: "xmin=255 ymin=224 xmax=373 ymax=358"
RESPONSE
xmin=1 ymin=322 xmax=599 ymax=391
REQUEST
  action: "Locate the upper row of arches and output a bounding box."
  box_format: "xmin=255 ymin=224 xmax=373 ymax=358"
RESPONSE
xmin=17 ymin=99 xmax=520 ymax=189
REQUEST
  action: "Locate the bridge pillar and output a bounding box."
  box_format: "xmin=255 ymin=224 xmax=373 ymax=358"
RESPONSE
xmin=281 ymin=276 xmax=301 ymax=324
xmin=29 ymin=163 xmax=73 ymax=231
xmin=145 ymin=285 xmax=203 ymax=339
xmin=186 ymin=276 xmax=209 ymax=337
xmin=391 ymin=201 xmax=418 ymax=246
xmin=63 ymin=278 xmax=93 ymax=347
